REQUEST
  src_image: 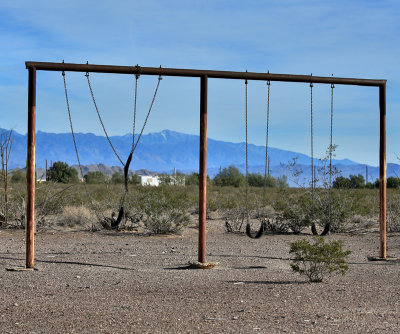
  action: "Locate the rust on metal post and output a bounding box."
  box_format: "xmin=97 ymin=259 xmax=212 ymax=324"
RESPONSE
xmin=199 ymin=75 xmax=208 ymax=263
xmin=26 ymin=67 xmax=36 ymax=268
xmin=379 ymin=84 xmax=387 ymax=259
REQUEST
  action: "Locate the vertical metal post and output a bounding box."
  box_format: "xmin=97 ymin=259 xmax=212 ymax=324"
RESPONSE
xmin=26 ymin=68 xmax=36 ymax=268
xmin=379 ymin=84 xmax=387 ymax=259
xmin=199 ymin=75 xmax=208 ymax=263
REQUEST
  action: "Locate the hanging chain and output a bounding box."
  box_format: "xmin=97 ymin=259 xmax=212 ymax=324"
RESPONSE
xmin=63 ymin=71 xmax=85 ymax=182
xmin=131 ymin=71 xmax=162 ymax=154
xmin=85 ymin=72 xmax=125 ymax=166
xmin=329 ymin=80 xmax=334 ymax=186
xmin=329 ymin=78 xmax=335 ymax=226
xmin=62 ymin=71 xmax=101 ymax=221
xmin=263 ymin=80 xmax=271 ymax=205
xmin=310 ymin=80 xmax=314 ymax=224
xmin=132 ymin=65 xmax=140 ymax=151
xmin=245 ymin=74 xmax=249 ymax=224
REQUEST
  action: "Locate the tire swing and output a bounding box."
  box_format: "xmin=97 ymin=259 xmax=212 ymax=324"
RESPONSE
xmin=62 ymin=65 xmax=162 ymax=229
xmin=310 ymin=79 xmax=335 ymax=236
xmin=245 ymin=75 xmax=271 ymax=239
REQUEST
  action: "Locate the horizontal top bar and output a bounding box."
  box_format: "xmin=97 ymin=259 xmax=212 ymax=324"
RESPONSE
xmin=26 ymin=61 xmax=386 ymax=87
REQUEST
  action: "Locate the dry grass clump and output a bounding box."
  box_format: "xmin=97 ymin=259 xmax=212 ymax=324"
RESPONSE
xmin=347 ymin=214 xmax=377 ymax=233
xmin=57 ymin=205 xmax=95 ymax=229
xmin=387 ymin=196 xmax=400 ymax=232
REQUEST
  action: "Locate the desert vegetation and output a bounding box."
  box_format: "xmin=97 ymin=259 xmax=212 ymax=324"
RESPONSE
xmin=1 ymin=161 xmax=400 ymax=235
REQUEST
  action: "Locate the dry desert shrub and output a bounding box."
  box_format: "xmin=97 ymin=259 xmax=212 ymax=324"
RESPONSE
xmin=347 ymin=214 xmax=377 ymax=233
xmin=57 ymin=205 xmax=95 ymax=228
xmin=387 ymin=195 xmax=400 ymax=232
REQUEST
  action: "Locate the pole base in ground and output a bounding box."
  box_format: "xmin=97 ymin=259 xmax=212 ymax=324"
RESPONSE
xmin=367 ymin=256 xmax=397 ymax=262
xmin=6 ymin=266 xmax=38 ymax=271
xmin=188 ymin=261 xmax=218 ymax=269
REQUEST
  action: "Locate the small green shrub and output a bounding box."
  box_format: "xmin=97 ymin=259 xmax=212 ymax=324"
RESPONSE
xmin=274 ymin=191 xmax=310 ymax=234
xmin=289 ymin=237 xmax=351 ymax=282
xmin=140 ymin=186 xmax=190 ymax=234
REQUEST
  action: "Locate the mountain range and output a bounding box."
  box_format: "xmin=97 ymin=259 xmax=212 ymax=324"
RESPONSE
xmin=3 ymin=128 xmax=399 ymax=182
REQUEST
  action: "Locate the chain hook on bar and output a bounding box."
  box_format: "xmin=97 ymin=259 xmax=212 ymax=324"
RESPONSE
xmin=158 ymin=65 xmax=163 ymax=81
xmin=85 ymin=61 xmax=90 ymax=78
xmin=135 ymin=64 xmax=141 ymax=80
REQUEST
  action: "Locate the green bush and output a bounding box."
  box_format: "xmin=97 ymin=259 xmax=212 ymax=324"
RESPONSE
xmin=274 ymin=190 xmax=310 ymax=234
xmin=130 ymin=174 xmax=140 ymax=185
xmin=333 ymin=174 xmax=366 ymax=189
xmin=289 ymin=237 xmax=351 ymax=282
xmin=11 ymin=169 xmax=26 ymax=183
xmin=387 ymin=177 xmax=400 ymax=189
xmin=111 ymin=172 xmax=124 ymax=184
xmin=48 ymin=161 xmax=78 ymax=183
xmin=84 ymin=171 xmax=106 ymax=184
xmin=213 ymin=166 xmax=245 ymax=187
xmin=139 ymin=186 xmax=190 ymax=234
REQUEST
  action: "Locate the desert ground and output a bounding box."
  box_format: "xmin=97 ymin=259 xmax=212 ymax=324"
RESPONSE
xmin=1 ymin=221 xmax=399 ymax=334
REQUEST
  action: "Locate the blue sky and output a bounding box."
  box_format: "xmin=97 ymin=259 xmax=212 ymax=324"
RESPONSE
xmin=0 ymin=0 xmax=399 ymax=166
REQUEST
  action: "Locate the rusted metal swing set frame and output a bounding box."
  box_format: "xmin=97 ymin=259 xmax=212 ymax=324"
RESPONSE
xmin=25 ymin=61 xmax=387 ymax=268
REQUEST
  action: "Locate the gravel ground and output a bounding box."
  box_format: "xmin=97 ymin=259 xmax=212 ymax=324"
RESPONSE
xmin=0 ymin=221 xmax=399 ymax=334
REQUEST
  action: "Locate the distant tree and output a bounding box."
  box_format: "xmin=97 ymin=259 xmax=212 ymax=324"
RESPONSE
xmin=265 ymin=175 xmax=278 ymax=188
xmin=276 ymin=175 xmax=289 ymax=188
xmin=111 ymin=172 xmax=124 ymax=184
xmin=349 ymin=174 xmax=365 ymax=189
xmin=11 ymin=169 xmax=26 ymax=183
xmin=387 ymin=176 xmax=400 ymax=189
xmin=185 ymin=172 xmax=199 ymax=186
xmin=333 ymin=176 xmax=352 ymax=189
xmin=48 ymin=161 xmax=78 ymax=183
xmin=130 ymin=174 xmax=141 ymax=185
xmin=184 ymin=172 xmax=211 ymax=186
xmin=213 ymin=166 xmax=245 ymax=187
xmin=247 ymin=173 xmax=264 ymax=187
xmin=84 ymin=171 xmax=105 ymax=184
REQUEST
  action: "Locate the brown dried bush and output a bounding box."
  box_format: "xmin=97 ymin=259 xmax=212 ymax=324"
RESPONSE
xmin=57 ymin=205 xmax=96 ymax=229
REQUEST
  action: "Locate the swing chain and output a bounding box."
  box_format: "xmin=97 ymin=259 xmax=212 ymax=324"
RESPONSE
xmin=310 ymin=80 xmax=314 ymax=224
xmin=62 ymin=71 xmax=102 ymax=222
xmin=263 ymin=80 xmax=271 ymax=205
xmin=85 ymin=72 xmax=125 ymax=166
xmin=245 ymin=72 xmax=249 ymax=224
xmin=328 ymin=77 xmax=335 ymax=227
xmin=131 ymin=72 xmax=162 ymax=154
xmin=132 ymin=73 xmax=139 ymax=151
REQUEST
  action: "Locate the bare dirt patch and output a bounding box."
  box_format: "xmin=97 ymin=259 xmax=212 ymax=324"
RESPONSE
xmin=1 ymin=221 xmax=399 ymax=333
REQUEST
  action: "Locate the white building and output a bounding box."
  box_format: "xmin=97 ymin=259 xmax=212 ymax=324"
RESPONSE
xmin=139 ymin=175 xmax=160 ymax=186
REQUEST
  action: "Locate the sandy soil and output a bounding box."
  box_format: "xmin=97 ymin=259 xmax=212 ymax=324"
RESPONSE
xmin=0 ymin=221 xmax=399 ymax=334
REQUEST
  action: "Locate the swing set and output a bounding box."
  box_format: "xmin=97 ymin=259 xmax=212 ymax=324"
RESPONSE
xmin=244 ymin=73 xmax=335 ymax=238
xmin=24 ymin=61 xmax=387 ymax=269
xmin=62 ymin=64 xmax=162 ymax=228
